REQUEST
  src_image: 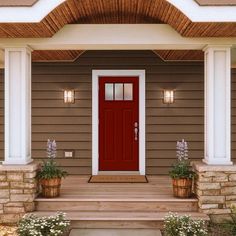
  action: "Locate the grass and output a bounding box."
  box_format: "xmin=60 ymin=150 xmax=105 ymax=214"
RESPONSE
xmin=207 ymin=222 xmax=234 ymax=236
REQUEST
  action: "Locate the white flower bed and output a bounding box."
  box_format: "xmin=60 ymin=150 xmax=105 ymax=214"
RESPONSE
xmin=163 ymin=212 xmax=208 ymax=236
xmin=17 ymin=212 xmax=70 ymax=236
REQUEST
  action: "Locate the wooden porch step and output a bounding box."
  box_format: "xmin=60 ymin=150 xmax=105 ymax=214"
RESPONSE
xmin=35 ymin=197 xmax=199 ymax=212
xmin=34 ymin=211 xmax=209 ymax=229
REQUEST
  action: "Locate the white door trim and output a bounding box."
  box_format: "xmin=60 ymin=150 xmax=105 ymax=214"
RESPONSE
xmin=92 ymin=70 xmax=146 ymax=175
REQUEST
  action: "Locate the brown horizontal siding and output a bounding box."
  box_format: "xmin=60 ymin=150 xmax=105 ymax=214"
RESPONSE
xmin=31 ymin=66 xmax=91 ymax=171
xmin=0 ymin=50 xmax=235 ymax=174
xmin=28 ymin=51 xmax=205 ymax=175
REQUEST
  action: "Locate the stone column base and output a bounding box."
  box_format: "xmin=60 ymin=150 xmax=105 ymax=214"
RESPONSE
xmin=193 ymin=161 xmax=236 ymax=223
xmin=0 ymin=162 xmax=38 ymax=224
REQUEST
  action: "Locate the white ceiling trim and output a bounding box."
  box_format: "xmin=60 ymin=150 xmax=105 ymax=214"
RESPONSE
xmin=0 ymin=0 xmax=65 ymax=22
xmin=0 ymin=24 xmax=236 ymax=50
xmin=168 ymin=0 xmax=236 ymax=22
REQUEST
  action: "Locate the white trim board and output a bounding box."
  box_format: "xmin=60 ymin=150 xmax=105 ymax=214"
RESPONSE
xmin=1 ymin=25 xmax=236 ymax=51
xmin=92 ymin=70 xmax=146 ymax=176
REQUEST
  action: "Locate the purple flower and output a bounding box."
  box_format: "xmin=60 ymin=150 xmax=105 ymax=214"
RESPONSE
xmin=176 ymin=139 xmax=188 ymax=161
xmin=47 ymin=139 xmax=57 ymax=159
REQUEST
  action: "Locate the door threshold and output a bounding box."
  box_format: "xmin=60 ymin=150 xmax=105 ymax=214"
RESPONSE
xmin=98 ymin=171 xmax=141 ymax=176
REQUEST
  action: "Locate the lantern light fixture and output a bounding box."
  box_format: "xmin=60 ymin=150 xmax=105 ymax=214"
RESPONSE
xmin=64 ymin=90 xmax=75 ymax=104
xmin=163 ymin=90 xmax=174 ymax=104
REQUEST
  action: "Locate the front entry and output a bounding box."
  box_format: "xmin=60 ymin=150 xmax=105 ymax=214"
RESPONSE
xmin=99 ymin=77 xmax=139 ymax=171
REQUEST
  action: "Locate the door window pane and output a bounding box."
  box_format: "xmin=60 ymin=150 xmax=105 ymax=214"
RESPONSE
xmin=124 ymin=83 xmax=133 ymax=100
xmin=105 ymin=83 xmax=114 ymax=100
xmin=115 ymin=83 xmax=123 ymax=100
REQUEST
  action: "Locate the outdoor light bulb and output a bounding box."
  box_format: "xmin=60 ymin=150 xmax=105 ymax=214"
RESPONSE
xmin=163 ymin=90 xmax=174 ymax=104
xmin=64 ymin=90 xmax=75 ymax=104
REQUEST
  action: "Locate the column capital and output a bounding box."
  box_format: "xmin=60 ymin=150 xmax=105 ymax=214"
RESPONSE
xmin=203 ymin=44 xmax=232 ymax=52
xmin=4 ymin=45 xmax=33 ymax=53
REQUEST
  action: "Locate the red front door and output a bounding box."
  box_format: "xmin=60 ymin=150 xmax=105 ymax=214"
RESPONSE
xmin=99 ymin=77 xmax=139 ymax=171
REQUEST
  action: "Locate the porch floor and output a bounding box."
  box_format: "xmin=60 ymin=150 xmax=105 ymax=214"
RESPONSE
xmin=37 ymin=175 xmax=192 ymax=201
xmin=35 ymin=175 xmax=209 ymax=229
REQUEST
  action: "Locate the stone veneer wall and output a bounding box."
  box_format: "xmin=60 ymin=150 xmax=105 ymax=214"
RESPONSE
xmin=193 ymin=161 xmax=236 ymax=222
xmin=0 ymin=163 xmax=38 ymax=223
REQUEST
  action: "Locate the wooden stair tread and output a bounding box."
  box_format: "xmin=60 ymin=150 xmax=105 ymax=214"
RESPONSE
xmin=34 ymin=211 xmax=209 ymax=221
xmin=35 ymin=197 xmax=198 ymax=202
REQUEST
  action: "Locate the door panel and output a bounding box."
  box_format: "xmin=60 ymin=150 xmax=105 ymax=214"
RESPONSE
xmin=99 ymin=77 xmax=139 ymax=171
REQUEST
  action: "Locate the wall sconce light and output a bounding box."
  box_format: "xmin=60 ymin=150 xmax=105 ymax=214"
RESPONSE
xmin=64 ymin=90 xmax=75 ymax=104
xmin=163 ymin=90 xmax=174 ymax=104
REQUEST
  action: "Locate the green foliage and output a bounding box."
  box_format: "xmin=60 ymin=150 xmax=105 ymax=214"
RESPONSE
xmin=169 ymin=160 xmax=195 ymax=179
xmin=17 ymin=212 xmax=70 ymax=236
xmin=221 ymin=205 xmax=236 ymax=235
xmin=36 ymin=160 xmax=68 ymax=180
xmin=170 ymin=139 xmax=195 ymax=179
xmin=37 ymin=140 xmax=67 ymax=180
xmin=164 ymin=212 xmax=208 ymax=236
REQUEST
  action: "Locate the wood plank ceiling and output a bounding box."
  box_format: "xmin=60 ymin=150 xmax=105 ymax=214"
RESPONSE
xmin=32 ymin=50 xmax=204 ymax=62
xmin=0 ymin=0 xmax=236 ymax=38
xmin=154 ymin=50 xmax=204 ymax=61
xmin=32 ymin=50 xmax=84 ymax=62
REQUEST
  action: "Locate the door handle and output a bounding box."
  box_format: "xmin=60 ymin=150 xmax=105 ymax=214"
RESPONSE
xmin=134 ymin=122 xmax=138 ymax=141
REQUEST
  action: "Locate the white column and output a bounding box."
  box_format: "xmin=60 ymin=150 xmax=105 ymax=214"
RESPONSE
xmin=204 ymin=45 xmax=232 ymax=165
xmin=3 ymin=47 xmax=32 ymax=165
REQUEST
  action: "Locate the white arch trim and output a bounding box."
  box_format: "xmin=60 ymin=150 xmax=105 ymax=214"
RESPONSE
xmin=0 ymin=0 xmax=65 ymax=22
xmin=0 ymin=0 xmax=235 ymax=23
xmin=168 ymin=0 xmax=236 ymax=22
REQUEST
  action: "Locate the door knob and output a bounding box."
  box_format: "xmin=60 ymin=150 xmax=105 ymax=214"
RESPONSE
xmin=134 ymin=122 xmax=138 ymax=141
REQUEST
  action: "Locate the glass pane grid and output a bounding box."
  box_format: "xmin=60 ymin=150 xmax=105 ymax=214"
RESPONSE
xmin=105 ymin=82 xmax=133 ymax=101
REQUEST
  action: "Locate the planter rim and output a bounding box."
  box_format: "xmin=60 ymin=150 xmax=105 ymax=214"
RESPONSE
xmin=171 ymin=177 xmax=194 ymax=180
xmin=38 ymin=177 xmax=62 ymax=181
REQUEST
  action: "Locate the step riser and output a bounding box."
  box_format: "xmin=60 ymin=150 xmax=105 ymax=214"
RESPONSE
xmin=70 ymin=220 xmax=164 ymax=229
xmin=36 ymin=201 xmax=198 ymax=212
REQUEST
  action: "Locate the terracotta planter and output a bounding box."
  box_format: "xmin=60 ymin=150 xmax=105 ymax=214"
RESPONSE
xmin=40 ymin=178 xmax=61 ymax=198
xmin=172 ymin=178 xmax=193 ymax=198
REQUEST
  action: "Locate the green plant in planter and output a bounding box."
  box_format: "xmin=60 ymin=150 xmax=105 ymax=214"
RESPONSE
xmin=170 ymin=139 xmax=196 ymax=198
xmin=169 ymin=139 xmax=195 ymax=180
xmin=36 ymin=140 xmax=67 ymax=180
xmin=169 ymin=160 xmax=195 ymax=180
xmin=36 ymin=159 xmax=68 ymax=180
xmin=36 ymin=140 xmax=68 ymax=197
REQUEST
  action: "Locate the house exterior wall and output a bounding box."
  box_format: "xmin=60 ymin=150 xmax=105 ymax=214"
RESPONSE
xmin=0 ymin=50 xmax=235 ymax=174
